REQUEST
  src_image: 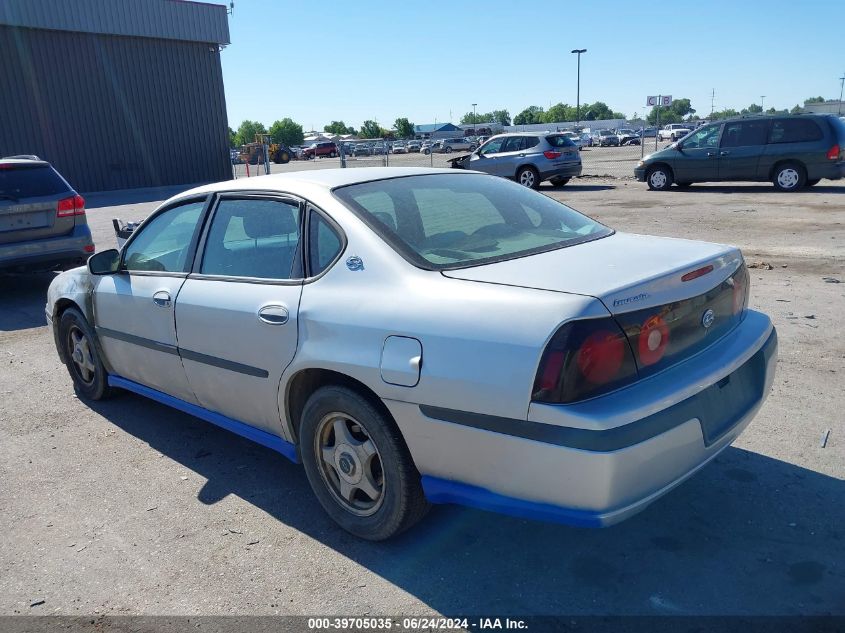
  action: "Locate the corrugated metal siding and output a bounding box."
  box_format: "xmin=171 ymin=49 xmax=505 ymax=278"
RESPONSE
xmin=0 ymin=0 xmax=229 ymax=45
xmin=0 ymin=25 xmax=231 ymax=193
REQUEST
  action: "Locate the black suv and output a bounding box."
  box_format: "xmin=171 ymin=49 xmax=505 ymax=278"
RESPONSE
xmin=635 ymin=114 xmax=845 ymax=191
xmin=0 ymin=157 xmax=94 ymax=272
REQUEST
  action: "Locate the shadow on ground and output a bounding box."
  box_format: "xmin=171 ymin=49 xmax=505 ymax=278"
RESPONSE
xmin=88 ymin=392 xmax=844 ymax=616
xmin=0 ymin=272 xmax=55 ymax=331
xmin=83 ymin=184 xmax=199 ymax=209
xmin=542 ymin=183 xmax=616 ymax=192
xmin=664 ymin=184 xmax=845 ymax=195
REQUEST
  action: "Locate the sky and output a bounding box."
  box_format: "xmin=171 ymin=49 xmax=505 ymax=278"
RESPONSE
xmin=218 ymin=0 xmax=845 ymax=131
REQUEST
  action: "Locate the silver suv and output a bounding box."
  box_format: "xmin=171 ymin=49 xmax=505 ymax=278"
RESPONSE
xmin=0 ymin=157 xmax=94 ymax=272
xmin=435 ymin=137 xmax=475 ymax=153
xmin=448 ymin=133 xmax=582 ymax=188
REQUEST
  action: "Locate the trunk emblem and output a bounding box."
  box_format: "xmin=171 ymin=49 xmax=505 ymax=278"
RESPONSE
xmin=701 ymin=309 xmax=715 ymax=329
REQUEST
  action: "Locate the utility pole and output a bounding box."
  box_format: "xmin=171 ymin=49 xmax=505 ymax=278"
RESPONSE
xmin=472 ymin=103 xmax=477 ymax=134
xmin=761 ymin=95 xmax=766 ymax=112
xmin=839 ymin=74 xmax=844 ymax=116
xmin=710 ymin=89 xmax=715 ymax=117
xmin=571 ymin=49 xmax=587 ymax=125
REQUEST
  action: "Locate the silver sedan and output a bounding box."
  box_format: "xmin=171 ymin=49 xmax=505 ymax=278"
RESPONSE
xmin=46 ymin=168 xmax=777 ymax=540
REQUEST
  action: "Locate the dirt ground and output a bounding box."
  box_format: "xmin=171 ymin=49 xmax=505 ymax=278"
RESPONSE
xmin=1 ymin=175 xmax=843 ymax=617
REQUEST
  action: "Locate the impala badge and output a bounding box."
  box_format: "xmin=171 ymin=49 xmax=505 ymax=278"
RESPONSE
xmin=346 ymin=256 xmax=364 ymax=271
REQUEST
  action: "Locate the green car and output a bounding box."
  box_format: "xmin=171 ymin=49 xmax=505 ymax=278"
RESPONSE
xmin=634 ymin=114 xmax=845 ymax=191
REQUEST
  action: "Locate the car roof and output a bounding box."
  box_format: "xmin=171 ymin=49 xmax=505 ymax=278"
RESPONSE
xmin=181 ymin=167 xmax=459 ymax=197
xmin=0 ymin=158 xmax=50 ymax=166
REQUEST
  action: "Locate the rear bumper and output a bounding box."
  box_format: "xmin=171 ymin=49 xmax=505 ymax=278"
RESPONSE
xmin=0 ymin=224 xmax=93 ymax=271
xmin=388 ymin=310 xmax=776 ymax=527
xmin=539 ymin=162 xmax=583 ymax=181
xmin=808 ymin=161 xmax=845 ymax=181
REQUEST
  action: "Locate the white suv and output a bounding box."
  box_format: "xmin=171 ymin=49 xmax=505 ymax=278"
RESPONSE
xmin=658 ymin=124 xmax=692 ymax=142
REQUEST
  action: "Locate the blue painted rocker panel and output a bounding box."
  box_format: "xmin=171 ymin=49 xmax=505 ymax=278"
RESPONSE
xmin=107 ymin=375 xmax=299 ymax=463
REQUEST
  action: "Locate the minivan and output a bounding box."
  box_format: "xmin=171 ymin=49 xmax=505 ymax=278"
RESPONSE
xmin=635 ymin=114 xmax=845 ymax=191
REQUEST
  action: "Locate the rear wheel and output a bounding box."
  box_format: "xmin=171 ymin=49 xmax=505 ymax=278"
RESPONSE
xmin=330 ymin=151 xmax=337 ymax=158
xmin=772 ymin=162 xmax=806 ymax=192
xmin=444 ymin=146 xmax=452 ymax=153
xmin=550 ymin=176 xmax=570 ymax=187
xmin=59 ymin=307 xmax=113 ymax=401
xmin=646 ymin=165 xmax=673 ymax=191
xmin=517 ymin=166 xmax=540 ymax=189
xmin=300 ymin=386 xmax=428 ymax=540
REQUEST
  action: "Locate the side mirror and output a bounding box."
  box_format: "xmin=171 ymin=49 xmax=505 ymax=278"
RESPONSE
xmin=88 ymin=249 xmax=121 ymax=275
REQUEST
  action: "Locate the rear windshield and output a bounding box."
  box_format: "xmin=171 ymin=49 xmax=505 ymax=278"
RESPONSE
xmin=0 ymin=164 xmax=69 ymax=200
xmin=333 ymin=173 xmax=611 ymax=270
xmin=546 ymin=135 xmax=576 ymax=147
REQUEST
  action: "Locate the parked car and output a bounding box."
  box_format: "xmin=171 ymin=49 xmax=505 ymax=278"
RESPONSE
xmin=635 ymin=114 xmax=845 ymax=191
xmin=0 ymin=157 xmax=94 ymax=272
xmin=448 ymin=132 xmax=582 ymax=188
xmin=617 ymin=129 xmax=641 ymax=146
xmin=436 ymin=137 xmax=475 ymax=153
xmin=47 ymin=167 xmax=777 ymax=540
xmin=561 ymin=132 xmax=585 ymax=149
xmin=392 ymin=141 xmax=407 ymax=154
xmin=658 ymin=124 xmax=692 ymax=142
xmin=353 ymin=144 xmax=372 ymax=157
xmin=420 ymin=141 xmax=433 ymax=155
xmin=638 ymin=127 xmax=657 ymax=139
xmin=371 ymin=143 xmax=387 ymax=155
xmin=302 ymin=142 xmax=339 ymax=159
xmin=597 ymin=130 xmax=620 ymax=147
xmin=229 ymin=149 xmax=242 ymax=164
xmin=405 ymin=140 xmax=421 ymax=153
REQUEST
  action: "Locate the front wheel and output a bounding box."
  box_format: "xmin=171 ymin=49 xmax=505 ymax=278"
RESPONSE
xmin=646 ymin=165 xmax=673 ymax=191
xmin=59 ymin=307 xmax=114 ymax=400
xmin=773 ymin=162 xmax=806 ymax=192
xmin=300 ymin=386 xmax=428 ymax=540
xmin=444 ymin=146 xmax=452 ymax=153
xmin=517 ymin=166 xmax=540 ymax=189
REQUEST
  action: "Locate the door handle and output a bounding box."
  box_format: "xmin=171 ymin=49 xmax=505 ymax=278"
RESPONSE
xmin=152 ymin=290 xmax=171 ymax=307
xmin=258 ymin=304 xmax=289 ymax=325
xmin=706 ymin=152 xmax=716 ymax=157
xmin=720 ymin=151 xmax=730 ymax=156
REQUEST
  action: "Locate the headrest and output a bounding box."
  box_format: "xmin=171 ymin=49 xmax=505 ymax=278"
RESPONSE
xmin=242 ymin=208 xmax=298 ymax=238
xmin=372 ymin=211 xmax=396 ymax=232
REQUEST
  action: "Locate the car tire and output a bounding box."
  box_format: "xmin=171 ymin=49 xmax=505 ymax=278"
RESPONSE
xmin=772 ymin=162 xmax=806 ymax=192
xmin=806 ymin=178 xmax=821 ymax=187
xmin=517 ymin=166 xmax=540 ymax=189
xmin=550 ymin=176 xmax=570 ymax=187
xmin=646 ymin=165 xmax=673 ymax=191
xmin=444 ymin=146 xmax=452 ymax=153
xmin=299 ymin=386 xmax=429 ymax=541
xmin=58 ymin=307 xmax=114 ymax=401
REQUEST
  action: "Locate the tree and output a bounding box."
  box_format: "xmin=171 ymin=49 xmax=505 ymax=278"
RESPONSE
xmin=514 ymin=106 xmax=544 ymax=125
xmin=541 ymin=102 xmax=575 ymax=123
xmin=269 ymin=118 xmax=304 ymax=147
xmin=490 ymin=109 xmax=511 ymax=126
xmin=790 ymin=104 xmax=802 ymax=114
xmin=234 ymin=120 xmax=267 ymax=146
xmin=740 ymin=103 xmax=763 ymax=114
xmin=708 ymin=108 xmax=740 ymax=121
xmin=805 ymin=96 xmax=826 ymax=104
xmin=394 ymin=117 xmax=415 ymax=139
xmin=228 ymin=126 xmax=236 ymax=147
xmin=324 ymin=121 xmax=356 ymax=136
xmin=359 ymin=120 xmax=382 ymax=139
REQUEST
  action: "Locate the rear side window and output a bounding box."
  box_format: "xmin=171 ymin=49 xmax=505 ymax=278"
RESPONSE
xmin=201 ymin=198 xmax=301 ymax=280
xmin=546 ymin=135 xmax=576 ymax=148
xmin=768 ymin=119 xmax=823 ymax=144
xmin=0 ymin=164 xmax=69 ymax=199
xmin=722 ymin=120 xmax=768 ymax=147
xmin=308 ymin=211 xmax=342 ymax=275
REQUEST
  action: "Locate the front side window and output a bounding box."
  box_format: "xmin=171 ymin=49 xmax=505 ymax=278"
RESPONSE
xmin=682 ymin=125 xmax=721 ymax=149
xmin=334 ymin=173 xmax=611 ymax=269
xmin=123 ymin=200 xmax=204 ymax=273
xmin=478 ymin=138 xmax=505 ymax=155
xmin=200 ymin=198 xmax=301 ymax=280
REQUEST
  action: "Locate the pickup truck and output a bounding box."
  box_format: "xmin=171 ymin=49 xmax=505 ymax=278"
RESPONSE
xmin=657 ymin=124 xmax=692 ymax=142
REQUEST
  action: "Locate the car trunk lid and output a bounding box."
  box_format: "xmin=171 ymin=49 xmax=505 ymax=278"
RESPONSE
xmin=0 ymin=162 xmax=74 ymax=245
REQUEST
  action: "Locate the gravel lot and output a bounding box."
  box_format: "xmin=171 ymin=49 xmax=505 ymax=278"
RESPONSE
xmin=1 ymin=172 xmax=843 ymax=617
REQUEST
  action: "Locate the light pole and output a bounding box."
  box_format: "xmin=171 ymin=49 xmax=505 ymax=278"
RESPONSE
xmin=472 ymin=103 xmax=477 ymax=134
xmin=571 ymin=49 xmax=587 ymax=126
xmin=761 ymin=95 xmax=766 ymax=112
xmin=839 ymin=74 xmax=844 ymax=116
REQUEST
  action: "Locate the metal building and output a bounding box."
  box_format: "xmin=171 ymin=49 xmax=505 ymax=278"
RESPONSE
xmin=0 ymin=0 xmax=231 ymax=193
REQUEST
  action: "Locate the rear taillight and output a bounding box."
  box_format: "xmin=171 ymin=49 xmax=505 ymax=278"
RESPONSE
xmin=533 ymin=318 xmax=638 ymax=404
xmin=827 ymin=144 xmax=840 ymax=160
xmin=543 ymin=150 xmax=562 ymax=159
xmin=637 ymin=314 xmax=670 ymax=366
xmin=731 ymin=263 xmax=749 ymax=314
xmin=57 ymin=194 xmax=85 ymax=217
